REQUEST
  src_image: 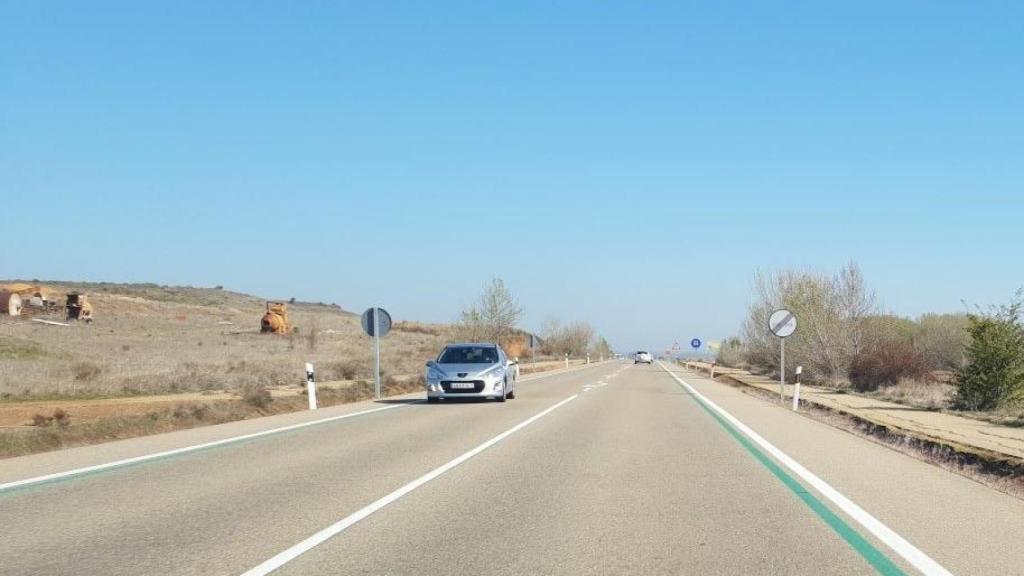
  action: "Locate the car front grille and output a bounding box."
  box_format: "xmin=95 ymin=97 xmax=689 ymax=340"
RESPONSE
xmin=441 ymin=380 xmax=485 ymax=393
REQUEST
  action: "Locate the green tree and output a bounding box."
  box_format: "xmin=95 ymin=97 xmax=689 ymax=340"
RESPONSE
xmin=954 ymin=290 xmax=1024 ymax=411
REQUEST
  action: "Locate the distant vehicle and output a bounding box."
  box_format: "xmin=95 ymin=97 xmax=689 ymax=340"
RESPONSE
xmin=634 ymin=351 xmax=653 ymax=364
xmin=425 ymin=343 xmax=518 ymax=403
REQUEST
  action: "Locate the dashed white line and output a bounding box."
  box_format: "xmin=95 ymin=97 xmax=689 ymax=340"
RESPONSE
xmin=240 ymin=394 xmax=580 ymax=576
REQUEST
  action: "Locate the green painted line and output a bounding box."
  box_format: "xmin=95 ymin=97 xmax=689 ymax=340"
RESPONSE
xmin=667 ymin=372 xmax=907 ymax=576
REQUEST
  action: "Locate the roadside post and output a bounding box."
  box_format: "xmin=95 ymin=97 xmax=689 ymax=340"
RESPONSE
xmin=792 ymin=365 xmax=803 ymax=411
xmin=565 ymin=353 xmax=569 ymax=369
xmin=361 ymin=307 xmax=393 ymax=400
xmin=305 ymin=362 xmax=317 ymax=410
xmin=768 ymin=309 xmax=798 ymax=403
xmin=587 ymin=353 xmax=591 ymax=364
xmin=529 ymin=334 xmax=537 ymax=366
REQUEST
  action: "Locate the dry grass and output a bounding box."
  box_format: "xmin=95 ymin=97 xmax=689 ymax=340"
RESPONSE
xmin=0 ymin=375 xmax=428 ymax=459
xmin=0 ymin=281 xmax=450 ymax=400
xmin=705 ymin=369 xmax=1024 ymax=500
xmin=863 ymin=378 xmax=954 ymax=411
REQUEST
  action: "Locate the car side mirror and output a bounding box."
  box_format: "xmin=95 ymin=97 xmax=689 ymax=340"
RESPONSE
xmin=425 ymin=360 xmax=436 ymax=368
xmin=508 ymin=359 xmax=518 ymax=366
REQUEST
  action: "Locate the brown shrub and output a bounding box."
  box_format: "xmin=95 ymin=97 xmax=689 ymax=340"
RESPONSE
xmin=850 ymin=337 xmax=930 ymax=391
xmin=53 ymin=408 xmax=71 ymax=428
xmin=31 ymin=413 xmax=53 ymax=427
xmin=72 ymin=362 xmax=103 ymax=382
xmin=393 ymin=321 xmax=443 ymax=336
xmin=241 ymin=385 xmax=273 ymax=409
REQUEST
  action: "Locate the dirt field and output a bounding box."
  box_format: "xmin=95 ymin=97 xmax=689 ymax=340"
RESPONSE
xmin=0 ymin=282 xmax=451 ymax=399
xmin=0 ymin=281 xmax=581 ymax=458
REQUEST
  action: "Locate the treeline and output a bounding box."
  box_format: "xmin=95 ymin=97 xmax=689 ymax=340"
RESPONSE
xmin=718 ymin=263 xmax=1024 ymax=412
xmin=453 ymin=278 xmax=612 ymax=358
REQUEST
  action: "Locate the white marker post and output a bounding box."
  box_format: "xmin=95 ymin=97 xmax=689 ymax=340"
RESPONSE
xmin=306 ymin=363 xmax=317 ymax=410
xmin=792 ymin=365 xmax=803 ymax=411
xmin=565 ymin=353 xmax=569 ymax=369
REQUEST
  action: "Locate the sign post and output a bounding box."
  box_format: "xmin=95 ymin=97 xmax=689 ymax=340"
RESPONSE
xmin=768 ymin=309 xmax=798 ymax=403
xmin=361 ymin=307 xmax=393 ymax=400
xmin=690 ymin=338 xmax=702 ymax=350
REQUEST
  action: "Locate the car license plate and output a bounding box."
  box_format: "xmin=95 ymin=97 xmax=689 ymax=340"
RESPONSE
xmin=450 ymin=382 xmax=475 ymax=389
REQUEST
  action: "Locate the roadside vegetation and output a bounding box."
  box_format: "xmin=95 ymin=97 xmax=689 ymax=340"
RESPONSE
xmin=716 ymin=264 xmax=1024 ymax=418
xmin=454 ymin=278 xmax=614 ymax=361
xmin=0 ymin=278 xmax=613 ymax=458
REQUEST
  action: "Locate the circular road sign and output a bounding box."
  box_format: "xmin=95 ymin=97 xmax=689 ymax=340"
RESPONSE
xmin=769 ymin=309 xmax=797 ymax=338
xmin=361 ymin=307 xmax=392 ymax=338
xmin=690 ymin=338 xmax=702 ymax=349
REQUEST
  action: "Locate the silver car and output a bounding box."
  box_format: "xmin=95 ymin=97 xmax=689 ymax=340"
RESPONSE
xmin=425 ymin=343 xmax=518 ymax=403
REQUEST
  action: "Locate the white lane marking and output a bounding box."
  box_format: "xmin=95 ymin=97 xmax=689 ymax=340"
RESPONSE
xmin=240 ymin=394 xmax=580 ymax=576
xmin=2 ymin=362 xmax=618 ymax=493
xmin=657 ymin=362 xmax=953 ymax=576
xmin=0 ymin=404 xmax=407 ymax=493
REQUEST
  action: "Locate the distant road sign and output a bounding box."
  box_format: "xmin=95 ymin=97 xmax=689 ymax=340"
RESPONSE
xmin=361 ymin=307 xmax=392 ymax=338
xmin=690 ymin=338 xmax=702 ymax=349
xmin=672 ymin=342 xmax=681 ymax=351
xmin=769 ymin=309 xmax=797 ymax=338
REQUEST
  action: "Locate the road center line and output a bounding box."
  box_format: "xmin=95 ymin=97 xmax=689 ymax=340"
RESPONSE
xmin=657 ymin=361 xmax=952 ymax=576
xmin=240 ymin=394 xmax=580 ymax=576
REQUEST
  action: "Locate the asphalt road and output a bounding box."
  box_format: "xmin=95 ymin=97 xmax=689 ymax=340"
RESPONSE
xmin=3 ymin=361 xmax=1024 ymax=575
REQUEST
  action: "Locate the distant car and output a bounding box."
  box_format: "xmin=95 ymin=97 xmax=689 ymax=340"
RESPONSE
xmin=634 ymin=351 xmax=653 ymax=364
xmin=425 ymin=343 xmax=518 ymax=403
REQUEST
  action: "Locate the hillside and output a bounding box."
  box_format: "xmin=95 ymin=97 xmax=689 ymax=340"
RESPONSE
xmin=0 ymin=281 xmax=450 ymax=399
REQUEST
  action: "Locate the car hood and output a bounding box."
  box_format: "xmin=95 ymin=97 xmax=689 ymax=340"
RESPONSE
xmin=431 ymin=363 xmax=500 ymax=378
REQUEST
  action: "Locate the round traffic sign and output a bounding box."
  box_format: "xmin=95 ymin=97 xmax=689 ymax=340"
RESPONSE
xmin=361 ymin=307 xmax=392 ymax=337
xmin=690 ymin=338 xmax=702 ymax=349
xmin=769 ymin=309 xmax=797 ymax=338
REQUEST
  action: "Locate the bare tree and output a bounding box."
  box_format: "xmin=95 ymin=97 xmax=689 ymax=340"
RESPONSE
xmin=540 ymin=318 xmax=595 ymax=357
xmin=455 ymin=278 xmax=523 ymax=345
xmin=741 ymin=262 xmax=877 ymax=385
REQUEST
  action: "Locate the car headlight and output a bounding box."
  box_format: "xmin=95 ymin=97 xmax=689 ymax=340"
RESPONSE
xmin=427 ymin=367 xmax=446 ymax=382
xmin=480 ymin=365 xmax=505 ymax=380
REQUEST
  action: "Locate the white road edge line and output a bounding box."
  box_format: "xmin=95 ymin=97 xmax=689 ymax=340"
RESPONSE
xmin=0 ymin=404 xmax=405 ymax=493
xmin=657 ymin=361 xmax=952 ymax=576
xmin=1 ymin=360 xmax=611 ymax=493
xmin=240 ymin=394 xmax=580 ymax=576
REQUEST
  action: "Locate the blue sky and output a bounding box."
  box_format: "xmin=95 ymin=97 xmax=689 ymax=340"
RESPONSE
xmin=2 ymin=1 xmax=1022 ymax=352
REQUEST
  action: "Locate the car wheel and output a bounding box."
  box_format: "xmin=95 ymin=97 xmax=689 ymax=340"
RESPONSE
xmin=507 ymin=382 xmax=516 ymax=400
xmin=427 ymin=396 xmax=439 ymax=404
xmin=497 ymin=383 xmax=507 ymax=402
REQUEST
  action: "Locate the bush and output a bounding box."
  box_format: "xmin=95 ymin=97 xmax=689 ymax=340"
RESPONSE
xmin=954 ymin=291 xmax=1024 ymax=411
xmin=914 ymin=313 xmax=969 ymax=370
xmin=850 ymin=337 xmax=930 ymax=391
xmin=241 ymin=385 xmax=273 ymax=409
xmin=715 ymin=337 xmax=746 ymax=368
xmin=72 ymin=362 xmax=103 ymax=382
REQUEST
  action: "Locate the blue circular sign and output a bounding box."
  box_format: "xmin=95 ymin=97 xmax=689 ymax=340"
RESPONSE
xmin=690 ymin=338 xmax=702 ymax=349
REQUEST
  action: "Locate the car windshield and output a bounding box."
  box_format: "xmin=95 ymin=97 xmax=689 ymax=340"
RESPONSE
xmin=439 ymin=346 xmax=498 ymax=364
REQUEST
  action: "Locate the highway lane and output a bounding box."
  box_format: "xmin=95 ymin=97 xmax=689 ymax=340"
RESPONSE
xmin=0 ymin=362 xmax=620 ymax=576
xmin=269 ymin=362 xmax=884 ymax=575
xmin=2 ymin=360 xmax=1022 ymax=574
